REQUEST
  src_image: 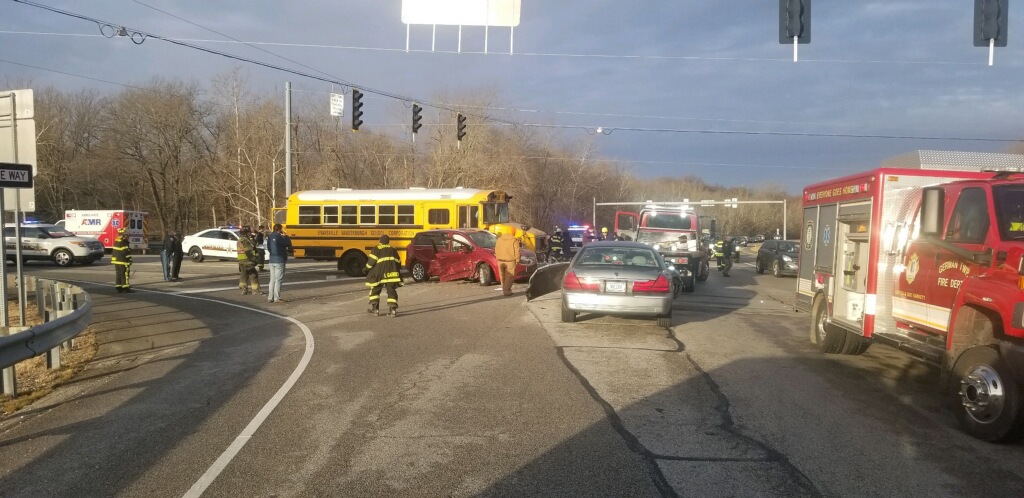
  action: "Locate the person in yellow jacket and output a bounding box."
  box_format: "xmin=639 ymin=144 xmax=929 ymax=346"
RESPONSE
xmin=495 ymin=229 xmax=521 ymax=296
xmin=236 ymin=226 xmax=262 ymax=295
xmin=365 ymin=234 xmax=403 ymax=317
xmin=111 ymin=227 xmax=133 ymax=293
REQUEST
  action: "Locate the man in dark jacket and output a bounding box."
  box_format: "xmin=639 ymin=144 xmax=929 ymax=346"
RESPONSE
xmin=170 ymin=231 xmax=184 ymax=280
xmin=721 ymin=236 xmax=734 ymax=277
xmin=365 ymin=234 xmax=403 ymax=317
xmin=266 ymin=224 xmax=292 ymax=303
xmin=254 ymin=225 xmax=267 ymax=272
xmin=112 ymin=228 xmax=133 ymax=293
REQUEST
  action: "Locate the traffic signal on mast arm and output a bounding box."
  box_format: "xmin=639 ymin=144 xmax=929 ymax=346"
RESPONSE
xmin=351 ymin=89 xmax=364 ymax=131
xmin=779 ymin=0 xmax=811 ymax=44
xmin=457 ymin=113 xmax=467 ymax=141
xmin=412 ymin=104 xmax=423 ymax=134
xmin=974 ymin=0 xmax=1008 ymax=47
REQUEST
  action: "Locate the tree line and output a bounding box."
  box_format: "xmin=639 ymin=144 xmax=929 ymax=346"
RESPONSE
xmin=29 ymin=71 xmax=803 ymax=240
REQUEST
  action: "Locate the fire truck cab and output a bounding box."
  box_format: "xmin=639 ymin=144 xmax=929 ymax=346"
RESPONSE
xmin=798 ymin=151 xmax=1024 ymax=442
xmin=615 ymin=204 xmax=711 ymax=284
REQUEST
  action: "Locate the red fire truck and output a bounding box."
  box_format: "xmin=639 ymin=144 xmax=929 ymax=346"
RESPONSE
xmin=798 ymin=151 xmax=1024 ymax=441
xmin=59 ymin=210 xmax=148 ymax=251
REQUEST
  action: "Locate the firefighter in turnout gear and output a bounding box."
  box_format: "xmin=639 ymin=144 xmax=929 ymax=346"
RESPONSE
xmin=549 ymin=228 xmax=564 ymax=262
xmin=365 ymin=234 xmax=403 ymax=317
xmin=236 ymin=226 xmax=262 ymax=295
xmin=112 ymin=227 xmax=133 ymax=292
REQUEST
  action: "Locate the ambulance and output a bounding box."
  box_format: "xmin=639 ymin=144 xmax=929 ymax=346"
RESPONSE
xmin=60 ymin=210 xmax=147 ymax=251
xmin=798 ymin=150 xmax=1024 ymax=442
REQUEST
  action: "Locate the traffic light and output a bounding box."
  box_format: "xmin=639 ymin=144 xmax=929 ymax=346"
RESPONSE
xmin=974 ymin=0 xmax=1008 ymax=47
xmin=351 ymin=89 xmax=364 ymax=131
xmin=779 ymin=0 xmax=811 ymax=44
xmin=412 ymin=104 xmax=423 ymax=134
xmin=457 ymin=113 xmax=467 ymax=141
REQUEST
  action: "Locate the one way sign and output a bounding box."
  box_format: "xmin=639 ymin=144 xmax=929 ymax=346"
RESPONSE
xmin=0 ymin=163 xmax=33 ymax=188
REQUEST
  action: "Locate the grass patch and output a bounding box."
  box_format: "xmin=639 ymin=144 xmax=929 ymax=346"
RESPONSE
xmin=0 ymin=299 xmax=98 ymax=415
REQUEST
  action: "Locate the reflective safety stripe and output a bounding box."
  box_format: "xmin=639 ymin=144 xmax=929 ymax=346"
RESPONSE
xmin=112 ymin=247 xmax=128 ymax=252
xmin=386 ymin=298 xmax=397 ymax=304
xmin=369 ymin=295 xmax=380 ymax=300
xmin=367 ymin=253 xmax=379 ymax=260
xmin=375 ymin=257 xmax=398 ymax=263
xmin=112 ymin=261 xmax=131 ymax=266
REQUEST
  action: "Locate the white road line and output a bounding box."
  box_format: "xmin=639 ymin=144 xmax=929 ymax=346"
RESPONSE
xmin=181 ymin=298 xmax=314 ymax=497
xmin=171 ymin=276 xmax=360 ymax=295
xmin=63 ymin=280 xmax=315 ymax=498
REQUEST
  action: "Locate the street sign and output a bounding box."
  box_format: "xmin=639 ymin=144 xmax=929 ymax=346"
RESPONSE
xmin=0 ymin=89 xmax=36 ymax=212
xmin=0 ymin=163 xmax=32 ymax=188
xmin=330 ymin=93 xmax=345 ymax=117
xmin=700 ymin=199 xmax=715 ymax=206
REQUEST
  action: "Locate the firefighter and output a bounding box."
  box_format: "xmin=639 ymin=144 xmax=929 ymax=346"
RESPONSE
xmin=561 ymin=229 xmax=575 ymax=259
xmin=254 ymin=225 xmax=267 ymax=272
xmin=112 ymin=227 xmax=133 ymax=293
xmin=365 ymin=234 xmax=403 ymax=317
xmin=721 ymin=236 xmax=734 ymax=277
xmin=236 ymin=226 xmax=262 ymax=295
xmin=549 ymin=227 xmax=564 ymax=262
xmin=600 ymin=227 xmax=609 ymax=241
xmin=714 ymin=238 xmax=725 ymax=271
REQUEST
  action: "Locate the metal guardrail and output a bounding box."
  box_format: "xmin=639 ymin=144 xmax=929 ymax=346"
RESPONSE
xmin=0 ymin=277 xmax=92 ymax=395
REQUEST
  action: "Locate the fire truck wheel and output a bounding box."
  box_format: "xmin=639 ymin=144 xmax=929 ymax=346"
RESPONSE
xmin=189 ymin=247 xmax=204 ymax=263
xmin=561 ymin=302 xmax=577 ymax=323
xmin=410 ymin=261 xmax=428 ymax=282
xmin=477 ymin=264 xmax=494 ymax=286
xmin=840 ymin=331 xmax=872 ymax=355
xmin=696 ymin=259 xmax=710 ymax=282
xmin=950 ymin=346 xmax=1024 ymax=442
xmin=52 ymin=249 xmax=74 ymax=267
xmin=813 ymin=296 xmax=846 ymax=354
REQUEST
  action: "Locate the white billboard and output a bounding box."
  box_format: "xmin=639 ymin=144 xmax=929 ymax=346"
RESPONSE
xmin=402 ymin=0 xmax=521 ymax=26
xmin=0 ymin=89 xmax=37 ymax=212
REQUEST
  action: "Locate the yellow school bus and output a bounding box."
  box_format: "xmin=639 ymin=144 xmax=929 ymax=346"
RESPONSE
xmin=273 ymin=188 xmax=540 ymax=276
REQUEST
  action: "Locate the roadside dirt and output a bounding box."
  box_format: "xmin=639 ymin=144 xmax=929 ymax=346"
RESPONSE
xmin=0 ymin=300 xmax=98 ymax=415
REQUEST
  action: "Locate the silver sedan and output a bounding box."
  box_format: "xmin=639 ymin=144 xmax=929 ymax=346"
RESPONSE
xmin=556 ymin=241 xmax=675 ymax=327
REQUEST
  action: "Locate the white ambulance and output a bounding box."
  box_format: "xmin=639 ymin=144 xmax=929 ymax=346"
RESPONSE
xmin=59 ymin=210 xmax=147 ymax=251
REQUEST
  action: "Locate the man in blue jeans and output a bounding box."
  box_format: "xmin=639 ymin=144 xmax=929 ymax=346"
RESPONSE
xmin=266 ymin=223 xmax=293 ymax=303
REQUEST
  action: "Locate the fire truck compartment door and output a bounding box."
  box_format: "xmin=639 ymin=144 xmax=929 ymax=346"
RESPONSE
xmin=813 ymin=204 xmax=838 ymax=274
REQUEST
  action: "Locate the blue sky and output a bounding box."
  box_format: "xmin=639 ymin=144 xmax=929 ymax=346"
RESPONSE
xmin=2 ymin=1 xmax=1022 ymax=194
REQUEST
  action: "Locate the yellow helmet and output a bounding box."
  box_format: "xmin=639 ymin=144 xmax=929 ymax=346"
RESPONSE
xmin=601 ymin=227 xmax=608 ymax=233
xmin=117 ymin=227 xmax=127 ymax=234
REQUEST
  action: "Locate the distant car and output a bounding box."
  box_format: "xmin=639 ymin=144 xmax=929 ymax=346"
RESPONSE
xmin=754 ymin=234 xmax=765 ymax=243
xmin=755 ymin=239 xmax=800 ymax=277
xmin=406 ymin=229 xmax=537 ymax=285
xmin=3 ymin=223 xmax=105 ymax=267
xmin=182 ymin=228 xmax=267 ymax=263
xmin=560 ymin=241 xmax=676 ymax=327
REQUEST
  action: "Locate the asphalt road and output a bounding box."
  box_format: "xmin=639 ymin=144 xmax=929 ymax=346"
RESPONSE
xmin=0 ymin=247 xmax=1022 ymax=497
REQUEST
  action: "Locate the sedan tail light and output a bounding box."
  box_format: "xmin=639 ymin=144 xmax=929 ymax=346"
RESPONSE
xmin=563 ymin=271 xmax=599 ymax=292
xmin=633 ymin=274 xmax=671 ymax=294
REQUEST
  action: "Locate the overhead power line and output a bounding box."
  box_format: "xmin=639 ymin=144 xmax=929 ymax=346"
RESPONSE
xmin=7 ymin=1 xmax=1021 ymax=144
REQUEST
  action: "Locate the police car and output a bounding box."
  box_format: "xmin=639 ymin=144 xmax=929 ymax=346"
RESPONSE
xmin=182 ymin=227 xmax=268 ymax=263
xmin=3 ymin=223 xmax=105 ymax=267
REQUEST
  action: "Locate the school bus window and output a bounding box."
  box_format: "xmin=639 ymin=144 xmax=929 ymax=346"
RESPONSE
xmin=482 ymin=202 xmax=510 ymax=224
xmin=398 ymin=205 xmax=415 ymax=224
xmin=359 ymin=205 xmax=376 ymax=225
xmin=298 ymin=205 xmax=320 ymax=225
xmin=379 ymin=205 xmax=396 ymax=225
xmin=429 ymin=209 xmax=450 ymax=225
xmin=341 ymin=205 xmax=357 ymax=224
xmin=323 ymin=205 xmax=340 ymax=224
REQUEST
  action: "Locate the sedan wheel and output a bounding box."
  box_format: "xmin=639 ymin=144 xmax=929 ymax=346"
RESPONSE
xmin=410 ymin=261 xmax=427 ymax=282
xmin=561 ymin=302 xmax=577 ymax=323
xmin=773 ymin=260 xmax=782 ymax=278
xmin=755 ymin=258 xmax=764 ymax=274
xmin=478 ymin=264 xmax=494 ymax=286
xmin=189 ymin=247 xmax=204 ymax=263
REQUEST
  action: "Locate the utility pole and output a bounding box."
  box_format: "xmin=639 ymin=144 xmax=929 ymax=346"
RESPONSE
xmin=284 ymin=82 xmax=293 ymax=198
